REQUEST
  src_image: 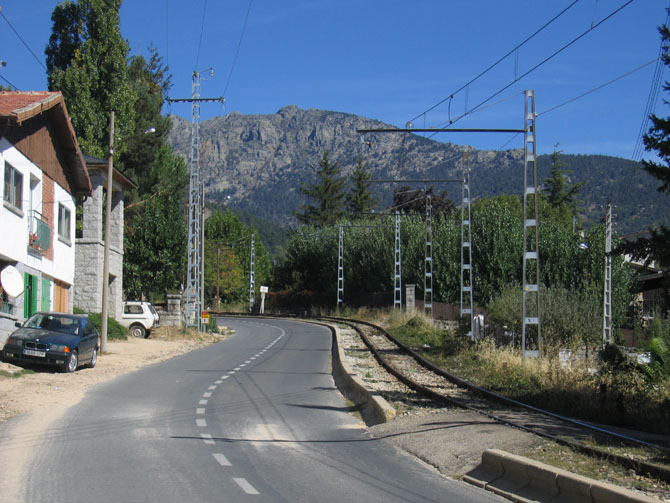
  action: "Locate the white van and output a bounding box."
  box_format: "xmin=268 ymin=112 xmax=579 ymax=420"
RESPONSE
xmin=120 ymin=301 xmax=160 ymax=338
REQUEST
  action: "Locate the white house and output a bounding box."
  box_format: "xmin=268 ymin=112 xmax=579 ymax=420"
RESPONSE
xmin=0 ymin=91 xmax=91 ymax=346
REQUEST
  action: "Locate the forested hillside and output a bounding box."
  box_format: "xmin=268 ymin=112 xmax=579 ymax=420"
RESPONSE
xmin=168 ymin=107 xmax=669 ymax=239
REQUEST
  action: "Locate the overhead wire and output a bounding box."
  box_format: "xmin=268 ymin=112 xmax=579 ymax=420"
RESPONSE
xmin=0 ymin=73 xmax=18 ymax=90
xmin=223 ymin=0 xmax=254 ymax=98
xmin=437 ymin=0 xmax=634 ymax=133
xmin=495 ymin=55 xmax=661 ymax=151
xmin=408 ymin=0 xmax=582 ymax=125
xmin=0 ymin=9 xmax=47 ymax=72
xmin=195 ymin=0 xmax=209 ymax=70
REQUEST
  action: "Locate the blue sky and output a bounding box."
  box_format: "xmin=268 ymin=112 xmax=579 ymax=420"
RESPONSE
xmin=1 ymin=1 xmax=668 ymax=159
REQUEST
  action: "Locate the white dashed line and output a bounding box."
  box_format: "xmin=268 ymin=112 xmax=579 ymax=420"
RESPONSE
xmin=201 ymin=433 xmax=215 ymax=445
xmin=215 ymin=380 xmax=222 ymax=384
xmin=234 ymin=367 xmax=241 ymax=371
xmin=234 ymin=478 xmax=259 ymax=495
xmin=228 ymin=371 xmax=235 ymax=375
xmin=213 ymin=453 xmax=232 ymax=466
xmin=208 ymin=385 xmax=217 ymax=390
xmin=222 ymin=375 xmax=230 ymax=379
xmin=245 ymin=360 xmax=251 ymax=364
xmin=197 ymin=408 xmax=206 ymax=414
xmin=203 ymin=392 xmax=212 ymax=398
xmin=199 ymin=399 xmax=208 ymax=405
xmin=196 ymin=419 xmax=207 ymax=427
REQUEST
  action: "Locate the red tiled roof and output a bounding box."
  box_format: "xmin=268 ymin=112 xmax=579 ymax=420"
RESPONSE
xmin=0 ymin=91 xmax=63 ymax=122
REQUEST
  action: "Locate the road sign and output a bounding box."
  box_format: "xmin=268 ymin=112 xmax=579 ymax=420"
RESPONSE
xmin=201 ymin=311 xmax=210 ymax=324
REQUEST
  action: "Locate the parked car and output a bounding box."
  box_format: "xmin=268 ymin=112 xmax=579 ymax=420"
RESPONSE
xmin=2 ymin=312 xmax=99 ymax=373
xmin=120 ymin=301 xmax=160 ymax=338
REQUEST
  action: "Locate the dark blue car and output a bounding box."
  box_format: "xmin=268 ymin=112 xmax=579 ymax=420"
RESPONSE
xmin=2 ymin=312 xmax=99 ymax=373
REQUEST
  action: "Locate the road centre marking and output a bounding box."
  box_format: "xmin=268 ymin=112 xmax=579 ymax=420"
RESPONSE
xmin=215 ymin=380 xmax=222 ymax=384
xmin=234 ymin=478 xmax=259 ymax=495
xmin=199 ymin=399 xmax=208 ymax=405
xmin=203 ymin=392 xmax=212 ymax=398
xmin=209 ymin=385 xmax=217 ymax=390
xmin=222 ymin=375 xmax=230 ymax=379
xmin=197 ymin=408 xmax=206 ymax=414
xmin=201 ymin=433 xmax=215 ymax=445
xmin=197 ymin=419 xmax=207 ymax=427
xmin=213 ymin=453 xmax=232 ymax=466
xmin=228 ymin=370 xmax=235 ymax=374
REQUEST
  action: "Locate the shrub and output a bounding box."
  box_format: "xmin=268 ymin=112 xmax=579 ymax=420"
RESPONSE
xmin=86 ymin=312 xmax=128 ymax=340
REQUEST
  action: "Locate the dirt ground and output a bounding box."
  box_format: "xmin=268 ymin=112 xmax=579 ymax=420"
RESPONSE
xmin=0 ymin=326 xmax=222 ymax=423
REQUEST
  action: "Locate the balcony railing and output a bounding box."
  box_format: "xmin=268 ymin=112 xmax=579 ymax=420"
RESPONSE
xmin=28 ymin=210 xmax=51 ymax=254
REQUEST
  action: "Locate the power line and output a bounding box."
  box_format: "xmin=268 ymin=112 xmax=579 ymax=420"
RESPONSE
xmin=408 ymin=0 xmax=582 ymax=124
xmin=538 ymin=57 xmax=660 ymax=118
xmin=496 ymin=54 xmax=660 ymax=151
xmin=0 ymin=73 xmax=17 ymax=90
xmin=223 ymin=0 xmax=254 ymax=97
xmin=0 ymin=8 xmax=47 ymax=71
xmin=439 ymin=0 xmax=634 ymax=131
xmin=195 ymin=0 xmax=209 ymax=70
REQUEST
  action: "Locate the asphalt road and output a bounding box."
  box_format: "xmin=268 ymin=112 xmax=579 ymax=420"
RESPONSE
xmin=2 ymin=317 xmax=503 ymax=502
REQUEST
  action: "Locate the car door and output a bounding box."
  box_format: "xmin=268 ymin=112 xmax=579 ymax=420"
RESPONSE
xmin=79 ymin=319 xmax=97 ymax=360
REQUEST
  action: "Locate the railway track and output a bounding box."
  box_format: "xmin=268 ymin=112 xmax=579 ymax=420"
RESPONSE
xmin=322 ymin=316 xmax=670 ymax=484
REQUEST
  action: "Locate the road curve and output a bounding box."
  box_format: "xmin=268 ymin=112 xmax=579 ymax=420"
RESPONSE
xmin=1 ymin=317 xmax=503 ymax=502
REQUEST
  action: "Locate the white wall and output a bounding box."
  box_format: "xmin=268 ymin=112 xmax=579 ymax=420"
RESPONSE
xmin=0 ymin=138 xmax=42 ymax=264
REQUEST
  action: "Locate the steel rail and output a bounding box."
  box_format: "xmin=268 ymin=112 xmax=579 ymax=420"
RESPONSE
xmin=323 ymin=316 xmax=670 ymax=483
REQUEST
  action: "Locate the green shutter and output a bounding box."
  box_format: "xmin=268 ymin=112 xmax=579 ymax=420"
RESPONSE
xmin=23 ymin=274 xmax=38 ymax=317
xmin=41 ymin=278 xmax=51 ymax=311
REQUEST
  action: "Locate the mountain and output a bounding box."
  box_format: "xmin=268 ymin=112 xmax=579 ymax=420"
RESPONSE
xmin=167 ymin=105 xmax=670 ymax=236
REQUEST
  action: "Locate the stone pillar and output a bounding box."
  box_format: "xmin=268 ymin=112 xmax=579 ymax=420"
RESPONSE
xmin=82 ymin=176 xmax=103 ymax=241
xmin=405 ymin=284 xmax=416 ymax=313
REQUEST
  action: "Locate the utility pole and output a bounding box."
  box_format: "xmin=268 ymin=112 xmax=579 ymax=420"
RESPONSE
xmin=337 ymin=224 xmax=344 ymax=309
xmin=216 ymin=247 xmax=221 ymax=311
xmin=521 ymin=89 xmax=541 ymax=364
xmin=394 ymin=212 xmax=402 ymax=309
xmin=461 ymin=152 xmax=474 ymax=338
xmin=100 ymin=111 xmax=114 ymax=353
xmin=603 ymin=203 xmax=613 ymax=347
xmin=424 ymin=195 xmax=433 ymax=317
xmin=248 ymin=233 xmax=255 ymax=312
xmin=167 ymin=69 xmax=223 ymax=331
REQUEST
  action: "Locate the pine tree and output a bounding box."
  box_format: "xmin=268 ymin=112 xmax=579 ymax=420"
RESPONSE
xmin=618 ymin=23 xmax=670 ymax=306
xmin=347 ymin=158 xmax=376 ymax=217
xmin=543 ymin=146 xmax=584 ymax=218
xmin=296 ymin=151 xmax=346 ymax=226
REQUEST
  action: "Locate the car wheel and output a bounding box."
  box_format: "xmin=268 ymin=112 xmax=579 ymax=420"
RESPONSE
xmin=63 ymin=350 xmax=78 ymax=373
xmin=130 ymin=324 xmax=146 ymax=338
xmin=86 ymin=347 xmax=98 ymax=369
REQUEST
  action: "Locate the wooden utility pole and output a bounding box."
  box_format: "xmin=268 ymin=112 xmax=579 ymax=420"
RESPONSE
xmin=100 ymin=111 xmax=114 ymax=353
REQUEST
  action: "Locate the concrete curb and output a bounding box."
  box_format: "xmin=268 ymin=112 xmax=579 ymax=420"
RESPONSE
xmin=327 ymin=322 xmax=396 ymax=425
xmin=464 ymin=449 xmax=659 ymax=503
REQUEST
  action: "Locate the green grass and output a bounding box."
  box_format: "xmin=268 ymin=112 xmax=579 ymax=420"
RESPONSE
xmin=385 ymin=315 xmax=670 ymax=435
xmin=0 ymin=368 xmax=35 ymax=378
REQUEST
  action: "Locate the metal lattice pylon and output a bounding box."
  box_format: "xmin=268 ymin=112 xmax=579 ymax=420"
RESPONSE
xmin=460 ymin=154 xmax=474 ymax=337
xmin=248 ymin=234 xmax=256 ymax=312
xmin=424 ymin=195 xmax=433 ymax=317
xmin=185 ymin=71 xmax=203 ymax=330
xmin=337 ymin=224 xmax=344 ymax=308
xmin=521 ymin=89 xmax=541 ymax=363
xmin=603 ymin=204 xmax=613 ymax=346
xmin=394 ymin=212 xmax=402 ymax=309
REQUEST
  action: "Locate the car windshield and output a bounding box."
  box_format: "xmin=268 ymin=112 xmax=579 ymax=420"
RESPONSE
xmin=149 ymin=304 xmax=158 ymax=316
xmin=24 ymin=314 xmax=80 ymax=335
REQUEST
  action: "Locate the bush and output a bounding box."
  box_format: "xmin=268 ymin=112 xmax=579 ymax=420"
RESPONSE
xmin=86 ymin=312 xmax=128 ymax=340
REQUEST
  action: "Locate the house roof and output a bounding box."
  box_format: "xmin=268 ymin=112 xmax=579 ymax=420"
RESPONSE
xmin=0 ymin=91 xmax=91 ymax=196
xmin=83 ymin=153 xmax=138 ymax=190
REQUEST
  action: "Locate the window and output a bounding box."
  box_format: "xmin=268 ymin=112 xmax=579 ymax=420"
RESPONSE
xmin=3 ymin=163 xmax=23 ymax=210
xmin=58 ymin=203 xmax=71 ymax=243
